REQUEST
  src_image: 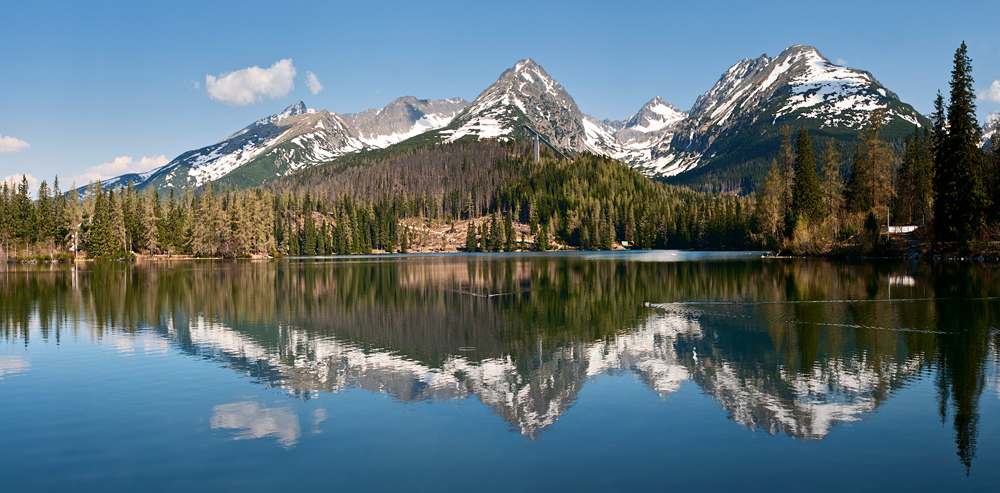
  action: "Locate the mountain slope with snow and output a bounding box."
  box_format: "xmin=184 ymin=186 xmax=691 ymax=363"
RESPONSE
xmin=425 ymin=59 xmax=594 ymax=154
xmin=663 ymin=45 xmax=930 ymax=190
xmin=94 ymin=98 xmax=468 ymax=192
xmin=982 ymin=112 xmax=999 ymax=150
xmin=342 ymin=96 xmax=468 ymax=148
xmin=91 ymin=46 xmax=931 ymax=194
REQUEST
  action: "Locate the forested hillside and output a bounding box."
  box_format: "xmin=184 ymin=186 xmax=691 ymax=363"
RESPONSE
xmin=2 ymin=140 xmax=755 ymax=260
xmin=753 ymin=43 xmax=1000 ymax=255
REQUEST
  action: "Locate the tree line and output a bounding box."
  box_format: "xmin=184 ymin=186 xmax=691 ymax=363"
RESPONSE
xmin=2 ymin=141 xmax=757 ymax=260
xmin=754 ymin=42 xmax=1000 ymax=254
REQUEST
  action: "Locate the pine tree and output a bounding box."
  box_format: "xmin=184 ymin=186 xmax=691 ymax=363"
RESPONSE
xmin=488 ymin=213 xmax=501 ymax=252
xmin=895 ymin=128 xmax=934 ymax=225
xmin=109 ymin=188 xmax=126 ymax=256
xmin=35 ymin=180 xmax=54 ymax=254
xmin=755 ymin=159 xmax=785 ymax=247
xmin=934 ymin=41 xmax=987 ymax=247
xmin=819 ymin=140 xmax=843 ymax=217
xmin=537 ymin=222 xmax=550 ymax=251
xmin=15 ymin=176 xmax=36 ymax=250
xmin=141 ymin=187 xmax=160 ymax=254
xmin=791 ymin=129 xmax=824 ymax=223
xmin=301 ymin=213 xmax=317 ymax=256
xmin=778 ymin=126 xmax=795 ymax=214
xmin=465 ymin=221 xmax=476 ymax=252
xmin=0 ymin=182 xmax=10 ymax=257
xmin=192 ymin=185 xmax=222 ymax=256
xmin=845 ymin=110 xmax=894 ymax=216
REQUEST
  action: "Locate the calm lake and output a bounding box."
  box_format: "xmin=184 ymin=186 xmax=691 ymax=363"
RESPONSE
xmin=1 ymin=252 xmax=998 ymax=491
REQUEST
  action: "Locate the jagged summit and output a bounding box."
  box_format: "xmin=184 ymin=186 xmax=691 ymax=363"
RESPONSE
xmin=622 ymin=97 xmax=686 ymax=134
xmin=257 ymin=100 xmax=309 ymax=125
xmin=284 ymin=100 xmax=308 ymax=115
xmin=438 ymin=58 xmax=590 ymax=153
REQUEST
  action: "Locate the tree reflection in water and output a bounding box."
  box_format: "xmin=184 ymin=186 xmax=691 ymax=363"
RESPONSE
xmin=1 ymin=256 xmax=997 ymax=468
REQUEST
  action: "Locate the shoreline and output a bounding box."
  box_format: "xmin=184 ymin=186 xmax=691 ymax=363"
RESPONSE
xmin=6 ymin=248 xmax=999 ymax=264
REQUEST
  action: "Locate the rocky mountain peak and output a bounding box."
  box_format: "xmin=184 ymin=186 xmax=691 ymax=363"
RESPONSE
xmin=442 ymin=59 xmax=587 ymax=152
xmin=623 ymin=96 xmax=686 ymax=132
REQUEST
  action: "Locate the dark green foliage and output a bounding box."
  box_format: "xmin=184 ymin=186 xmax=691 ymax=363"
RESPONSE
xmin=498 ymin=152 xmax=753 ymax=250
xmin=465 ymin=221 xmax=476 ymax=252
xmin=894 ymin=128 xmax=935 ymax=224
xmin=934 ymin=42 xmax=989 ymax=248
xmin=791 ymin=129 xmax=824 ymax=222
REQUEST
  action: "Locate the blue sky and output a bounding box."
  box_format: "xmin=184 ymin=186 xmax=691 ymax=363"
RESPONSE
xmin=2 ymin=0 xmax=999 ymax=189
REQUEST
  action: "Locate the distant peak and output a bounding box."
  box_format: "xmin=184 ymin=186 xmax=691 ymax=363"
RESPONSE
xmin=514 ymin=58 xmax=539 ymax=71
xmin=779 ymin=44 xmax=825 ymax=60
xmin=282 ymin=101 xmax=307 ymax=115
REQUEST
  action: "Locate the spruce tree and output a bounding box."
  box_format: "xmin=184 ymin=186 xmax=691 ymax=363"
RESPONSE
xmin=465 ymin=221 xmax=476 ymax=251
xmin=934 ymin=41 xmax=987 ymax=247
xmin=35 ymin=180 xmax=54 ymax=251
xmin=504 ymin=214 xmax=516 ymax=251
xmin=109 ymin=188 xmax=126 ymax=257
xmin=791 ymin=129 xmax=824 ymax=222
xmin=537 ymin=222 xmax=549 ymax=251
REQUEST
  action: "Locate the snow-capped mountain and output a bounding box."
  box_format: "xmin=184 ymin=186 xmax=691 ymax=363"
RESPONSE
xmin=584 ymin=97 xmax=692 ymax=176
xmin=982 ymin=112 xmax=999 ymax=149
xmin=95 ymin=98 xmax=468 ymax=192
xmin=342 ymin=96 xmax=468 ymax=148
xmin=417 ymin=49 xmax=926 ymax=185
xmin=424 ymin=59 xmax=691 ymax=171
xmin=434 ymin=59 xmax=592 ymax=153
xmin=92 ymin=46 xmax=931 ymax=193
xmin=662 ymin=45 xmax=929 ymax=182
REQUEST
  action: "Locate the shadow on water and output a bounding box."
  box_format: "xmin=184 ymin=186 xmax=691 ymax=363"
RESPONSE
xmin=1 ymin=255 xmax=998 ymax=468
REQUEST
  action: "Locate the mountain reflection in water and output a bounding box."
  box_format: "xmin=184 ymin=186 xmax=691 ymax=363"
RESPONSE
xmin=1 ymin=255 xmax=997 ymax=470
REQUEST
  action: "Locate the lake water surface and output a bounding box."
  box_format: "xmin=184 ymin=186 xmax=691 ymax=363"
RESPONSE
xmin=2 ymin=252 xmax=999 ymax=491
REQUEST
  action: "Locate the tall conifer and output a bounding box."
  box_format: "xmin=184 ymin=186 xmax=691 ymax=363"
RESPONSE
xmin=791 ymin=129 xmax=824 ymax=222
xmin=934 ymin=41 xmax=987 ymax=246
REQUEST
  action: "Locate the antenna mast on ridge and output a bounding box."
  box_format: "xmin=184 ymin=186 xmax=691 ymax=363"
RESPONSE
xmin=522 ymin=125 xmax=571 ymax=162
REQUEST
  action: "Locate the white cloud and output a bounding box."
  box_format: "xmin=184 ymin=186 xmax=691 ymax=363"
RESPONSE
xmin=3 ymin=174 xmax=39 ymax=195
xmin=979 ymin=80 xmax=1000 ymax=103
xmin=206 ymin=59 xmax=297 ymax=106
xmin=72 ymin=155 xmax=169 ymax=185
xmin=0 ymin=134 xmax=30 ymax=153
xmin=211 ymin=401 xmax=301 ymax=448
xmin=305 ymin=71 xmax=323 ymax=95
xmin=835 ymin=58 xmax=848 ymax=66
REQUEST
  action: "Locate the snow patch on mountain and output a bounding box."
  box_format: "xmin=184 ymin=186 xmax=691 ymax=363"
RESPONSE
xmin=775 ymin=48 xmax=884 ymax=126
xmin=982 ymin=112 xmax=999 ymax=148
xmin=442 ymin=117 xmax=512 ymax=142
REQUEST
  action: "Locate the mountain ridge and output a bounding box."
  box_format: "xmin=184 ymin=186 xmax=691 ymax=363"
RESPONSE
xmin=91 ymin=46 xmax=931 ymax=194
